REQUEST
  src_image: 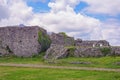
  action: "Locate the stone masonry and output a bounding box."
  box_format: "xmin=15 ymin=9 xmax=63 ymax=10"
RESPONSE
xmin=0 ymin=26 xmax=47 ymax=57
xmin=0 ymin=26 xmax=119 ymax=59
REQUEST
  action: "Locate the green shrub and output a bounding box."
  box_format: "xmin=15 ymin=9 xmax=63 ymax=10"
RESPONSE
xmin=59 ymin=32 xmax=67 ymax=37
xmin=65 ymin=46 xmax=76 ymax=57
xmin=100 ymin=47 xmax=111 ymax=56
xmin=38 ymin=31 xmax=51 ymax=52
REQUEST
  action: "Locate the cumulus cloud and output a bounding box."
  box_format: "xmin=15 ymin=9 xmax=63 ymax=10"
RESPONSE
xmin=0 ymin=0 xmax=10 ymax=20
xmin=0 ymin=0 xmax=119 ymax=45
xmin=27 ymin=0 xmax=102 ymax=40
xmin=82 ymin=0 xmax=120 ymax=16
xmin=0 ymin=0 xmax=33 ymax=26
xmin=101 ymin=19 xmax=120 ymax=46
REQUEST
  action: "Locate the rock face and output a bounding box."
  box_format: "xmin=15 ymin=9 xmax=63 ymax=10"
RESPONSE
xmin=0 ymin=26 xmax=48 ymax=57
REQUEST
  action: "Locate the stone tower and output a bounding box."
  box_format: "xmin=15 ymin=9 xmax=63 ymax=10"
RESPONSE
xmin=0 ymin=26 xmax=48 ymax=57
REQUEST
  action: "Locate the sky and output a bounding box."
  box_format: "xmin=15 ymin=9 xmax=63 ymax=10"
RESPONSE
xmin=0 ymin=0 xmax=120 ymax=46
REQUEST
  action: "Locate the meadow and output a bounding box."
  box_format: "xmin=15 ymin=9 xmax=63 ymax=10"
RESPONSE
xmin=0 ymin=55 xmax=120 ymax=68
xmin=0 ymin=55 xmax=120 ymax=80
xmin=0 ymin=66 xmax=120 ymax=80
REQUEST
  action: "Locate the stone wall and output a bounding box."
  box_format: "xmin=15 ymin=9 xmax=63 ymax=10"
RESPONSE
xmin=49 ymin=32 xmax=75 ymax=46
xmin=0 ymin=26 xmax=47 ymax=57
xmin=75 ymin=40 xmax=110 ymax=47
xmin=0 ymin=25 xmax=119 ymax=59
xmin=111 ymin=46 xmax=120 ymax=56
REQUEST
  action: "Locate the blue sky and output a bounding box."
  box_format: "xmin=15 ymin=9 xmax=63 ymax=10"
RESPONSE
xmin=27 ymin=0 xmax=51 ymax=13
xmin=0 ymin=0 xmax=120 ymax=45
xmin=27 ymin=0 xmax=120 ymax=21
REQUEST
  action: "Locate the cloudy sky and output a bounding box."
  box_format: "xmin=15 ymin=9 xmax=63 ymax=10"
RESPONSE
xmin=0 ymin=0 xmax=120 ymax=46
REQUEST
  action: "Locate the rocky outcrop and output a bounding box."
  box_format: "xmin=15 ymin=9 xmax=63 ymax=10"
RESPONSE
xmin=0 ymin=26 xmax=49 ymax=57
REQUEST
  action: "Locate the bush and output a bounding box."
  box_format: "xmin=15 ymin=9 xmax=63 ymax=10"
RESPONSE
xmin=100 ymin=47 xmax=111 ymax=56
xmin=65 ymin=46 xmax=76 ymax=57
xmin=59 ymin=32 xmax=67 ymax=37
xmin=38 ymin=31 xmax=51 ymax=52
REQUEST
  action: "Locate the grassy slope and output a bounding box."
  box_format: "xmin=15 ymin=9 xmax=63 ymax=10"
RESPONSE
xmin=0 ymin=66 xmax=120 ymax=80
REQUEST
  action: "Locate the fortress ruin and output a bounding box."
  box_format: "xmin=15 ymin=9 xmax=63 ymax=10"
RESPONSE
xmin=0 ymin=26 xmax=119 ymax=59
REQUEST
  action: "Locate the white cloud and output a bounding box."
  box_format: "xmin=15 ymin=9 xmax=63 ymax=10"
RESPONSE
xmin=82 ymin=0 xmax=120 ymax=16
xmin=0 ymin=0 xmax=10 ymax=20
xmin=0 ymin=0 xmax=33 ymax=26
xmin=0 ymin=0 xmax=120 ymax=46
xmin=101 ymin=19 xmax=120 ymax=46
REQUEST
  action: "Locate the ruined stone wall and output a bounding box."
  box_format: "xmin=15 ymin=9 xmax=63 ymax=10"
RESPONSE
xmin=111 ymin=46 xmax=120 ymax=56
xmin=75 ymin=40 xmax=110 ymax=47
xmin=49 ymin=32 xmax=74 ymax=46
xmin=0 ymin=26 xmax=46 ymax=57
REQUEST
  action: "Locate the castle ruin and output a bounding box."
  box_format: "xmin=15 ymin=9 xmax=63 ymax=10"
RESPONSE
xmin=0 ymin=26 xmax=119 ymax=59
xmin=0 ymin=26 xmax=48 ymax=57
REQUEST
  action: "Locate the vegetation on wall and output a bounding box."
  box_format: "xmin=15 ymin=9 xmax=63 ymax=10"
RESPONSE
xmin=100 ymin=47 xmax=111 ymax=56
xmin=65 ymin=46 xmax=76 ymax=57
xmin=59 ymin=32 xmax=75 ymax=45
xmin=59 ymin=32 xmax=67 ymax=37
xmin=38 ymin=31 xmax=51 ymax=52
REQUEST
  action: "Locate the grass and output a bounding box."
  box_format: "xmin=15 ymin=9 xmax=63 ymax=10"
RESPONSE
xmin=54 ymin=56 xmax=120 ymax=68
xmin=0 ymin=66 xmax=120 ymax=80
xmin=0 ymin=55 xmax=120 ymax=68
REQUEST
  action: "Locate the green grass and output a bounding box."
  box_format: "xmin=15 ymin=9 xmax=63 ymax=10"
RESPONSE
xmin=0 ymin=55 xmax=120 ymax=68
xmin=0 ymin=66 xmax=120 ymax=80
xmin=54 ymin=56 xmax=120 ymax=68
